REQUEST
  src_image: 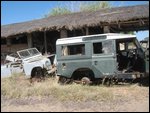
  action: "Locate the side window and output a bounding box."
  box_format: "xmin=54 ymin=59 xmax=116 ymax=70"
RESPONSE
xmin=93 ymin=41 xmax=113 ymax=54
xmin=119 ymin=43 xmax=125 ymax=51
xmin=62 ymin=44 xmax=85 ymax=56
xmin=93 ymin=42 xmax=103 ymax=54
xmin=102 ymin=41 xmax=113 ymax=54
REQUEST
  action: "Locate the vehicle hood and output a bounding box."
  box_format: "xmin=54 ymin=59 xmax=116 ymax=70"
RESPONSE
xmin=23 ymin=55 xmax=48 ymax=62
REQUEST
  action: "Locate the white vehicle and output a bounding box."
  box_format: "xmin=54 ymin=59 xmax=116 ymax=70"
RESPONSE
xmin=1 ymin=48 xmax=55 ymax=78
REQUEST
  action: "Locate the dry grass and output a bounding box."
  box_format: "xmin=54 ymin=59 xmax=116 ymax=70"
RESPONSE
xmin=1 ymin=73 xmax=148 ymax=102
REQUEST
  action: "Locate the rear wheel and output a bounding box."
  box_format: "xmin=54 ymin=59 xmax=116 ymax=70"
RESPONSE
xmin=81 ymin=77 xmax=91 ymax=85
xmin=71 ymin=68 xmax=95 ymax=85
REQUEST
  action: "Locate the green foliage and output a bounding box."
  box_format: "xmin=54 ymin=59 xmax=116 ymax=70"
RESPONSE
xmin=80 ymin=1 xmax=111 ymax=12
xmin=44 ymin=1 xmax=111 ymax=17
xmin=44 ymin=7 xmax=71 ymax=17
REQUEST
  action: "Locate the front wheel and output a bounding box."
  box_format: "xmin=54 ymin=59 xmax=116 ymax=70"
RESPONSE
xmin=30 ymin=67 xmax=44 ymax=82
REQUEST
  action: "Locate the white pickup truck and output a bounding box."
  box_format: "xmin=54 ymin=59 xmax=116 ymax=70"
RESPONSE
xmin=1 ymin=48 xmax=56 ymax=78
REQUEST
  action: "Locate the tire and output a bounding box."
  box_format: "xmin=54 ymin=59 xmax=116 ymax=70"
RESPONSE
xmin=30 ymin=67 xmax=44 ymax=82
xmin=81 ymin=77 xmax=91 ymax=85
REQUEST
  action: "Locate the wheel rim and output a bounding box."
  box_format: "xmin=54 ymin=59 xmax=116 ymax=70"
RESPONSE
xmin=81 ymin=77 xmax=91 ymax=85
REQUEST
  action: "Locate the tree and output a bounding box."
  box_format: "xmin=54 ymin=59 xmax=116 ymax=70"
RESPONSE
xmin=44 ymin=7 xmax=71 ymax=17
xmin=80 ymin=1 xmax=111 ymax=12
xmin=44 ymin=1 xmax=111 ymax=17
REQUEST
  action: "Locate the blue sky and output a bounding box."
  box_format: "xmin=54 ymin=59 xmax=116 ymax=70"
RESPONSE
xmin=1 ymin=1 xmax=149 ymax=40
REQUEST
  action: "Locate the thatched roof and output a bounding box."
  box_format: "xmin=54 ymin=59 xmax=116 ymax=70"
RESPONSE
xmin=1 ymin=4 xmax=149 ymax=38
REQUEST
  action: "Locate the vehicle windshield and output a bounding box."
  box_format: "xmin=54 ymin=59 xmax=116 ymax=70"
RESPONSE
xmin=17 ymin=48 xmax=41 ymax=59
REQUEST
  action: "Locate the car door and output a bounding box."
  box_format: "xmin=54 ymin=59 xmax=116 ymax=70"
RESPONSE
xmin=92 ymin=40 xmax=117 ymax=78
xmin=10 ymin=62 xmax=23 ymax=74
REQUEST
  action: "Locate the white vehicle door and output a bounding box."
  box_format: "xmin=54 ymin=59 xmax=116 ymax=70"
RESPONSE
xmin=10 ymin=62 xmax=23 ymax=74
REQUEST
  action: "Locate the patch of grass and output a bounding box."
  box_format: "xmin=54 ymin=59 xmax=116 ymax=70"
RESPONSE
xmin=1 ymin=75 xmax=146 ymax=102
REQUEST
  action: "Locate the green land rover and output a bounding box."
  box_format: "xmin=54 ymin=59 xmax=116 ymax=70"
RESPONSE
xmin=56 ymin=33 xmax=149 ymax=85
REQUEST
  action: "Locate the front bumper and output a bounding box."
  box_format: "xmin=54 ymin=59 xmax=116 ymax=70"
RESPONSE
xmin=47 ymin=67 xmax=57 ymax=74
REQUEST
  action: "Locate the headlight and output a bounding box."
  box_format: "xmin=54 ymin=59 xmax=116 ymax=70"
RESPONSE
xmin=45 ymin=60 xmax=51 ymax=69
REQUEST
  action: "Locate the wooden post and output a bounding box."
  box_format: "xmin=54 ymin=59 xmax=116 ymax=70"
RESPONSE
xmin=81 ymin=28 xmax=85 ymax=35
xmin=85 ymin=27 xmax=89 ymax=35
xmin=103 ymin=26 xmax=110 ymax=33
xmin=6 ymin=38 xmax=11 ymax=52
xmin=60 ymin=29 xmax=67 ymax=38
xmin=73 ymin=30 xmax=76 ymax=36
xmin=44 ymin=31 xmax=47 ymax=55
xmin=6 ymin=38 xmax=11 ymax=46
xmin=27 ymin=33 xmax=32 ymax=48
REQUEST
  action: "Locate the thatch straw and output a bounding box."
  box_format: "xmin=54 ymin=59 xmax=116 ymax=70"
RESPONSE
xmin=1 ymin=4 xmax=149 ymax=38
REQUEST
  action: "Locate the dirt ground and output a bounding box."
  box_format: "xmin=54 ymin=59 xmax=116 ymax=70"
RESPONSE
xmin=1 ymin=85 xmax=149 ymax=112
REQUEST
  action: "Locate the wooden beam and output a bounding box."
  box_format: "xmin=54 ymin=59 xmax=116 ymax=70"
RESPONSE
xmin=103 ymin=26 xmax=110 ymax=33
xmin=85 ymin=27 xmax=89 ymax=35
xmin=81 ymin=28 xmax=85 ymax=35
xmin=6 ymin=38 xmax=11 ymax=46
xmin=27 ymin=33 xmax=32 ymax=48
xmin=101 ymin=19 xmax=149 ymax=26
xmin=140 ymin=19 xmax=145 ymax=25
xmin=73 ymin=30 xmax=76 ymax=36
xmin=44 ymin=31 xmax=47 ymax=55
xmin=60 ymin=29 xmax=67 ymax=38
xmin=117 ymin=21 xmax=121 ymax=29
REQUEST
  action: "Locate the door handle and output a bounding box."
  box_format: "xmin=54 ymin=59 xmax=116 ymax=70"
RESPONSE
xmin=94 ymin=61 xmax=98 ymax=65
